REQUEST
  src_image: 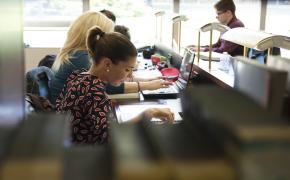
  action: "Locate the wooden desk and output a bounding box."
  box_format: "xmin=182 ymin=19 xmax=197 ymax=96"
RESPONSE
xmin=113 ymin=51 xmax=234 ymax=124
xmin=133 ymin=56 xmax=162 ymax=79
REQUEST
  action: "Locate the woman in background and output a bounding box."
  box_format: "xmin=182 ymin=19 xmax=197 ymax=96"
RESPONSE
xmin=114 ymin=25 xmax=131 ymax=40
xmin=100 ymin=9 xmax=116 ymax=23
xmin=56 ymin=26 xmax=174 ymax=145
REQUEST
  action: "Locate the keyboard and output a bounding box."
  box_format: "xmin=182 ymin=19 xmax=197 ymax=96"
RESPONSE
xmin=153 ymin=86 xmax=176 ymax=94
xmin=143 ymin=84 xmax=178 ymax=94
xmin=141 ymin=83 xmax=179 ymax=99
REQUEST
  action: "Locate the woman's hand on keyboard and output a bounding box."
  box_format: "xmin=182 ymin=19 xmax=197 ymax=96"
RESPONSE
xmin=144 ymin=108 xmax=174 ymax=123
xmin=140 ymin=79 xmax=172 ymax=90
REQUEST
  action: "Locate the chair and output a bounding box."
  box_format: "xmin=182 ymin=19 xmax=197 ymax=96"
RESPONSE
xmin=248 ymin=47 xmax=281 ymax=64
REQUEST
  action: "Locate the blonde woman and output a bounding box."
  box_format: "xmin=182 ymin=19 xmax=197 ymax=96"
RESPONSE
xmin=50 ymin=11 xmax=171 ymax=104
xmin=50 ymin=11 xmax=114 ymax=104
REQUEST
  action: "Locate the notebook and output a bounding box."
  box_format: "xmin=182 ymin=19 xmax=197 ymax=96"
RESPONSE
xmin=141 ymin=48 xmax=195 ymax=99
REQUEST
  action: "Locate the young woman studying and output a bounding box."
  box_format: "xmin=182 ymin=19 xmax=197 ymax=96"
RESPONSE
xmin=56 ymin=26 xmax=174 ymax=145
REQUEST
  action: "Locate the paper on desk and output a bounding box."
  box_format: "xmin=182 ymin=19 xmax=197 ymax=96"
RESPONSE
xmin=199 ymin=51 xmax=228 ymax=61
xmin=133 ymin=69 xmax=162 ymax=79
xmin=118 ymin=104 xmax=182 ymax=123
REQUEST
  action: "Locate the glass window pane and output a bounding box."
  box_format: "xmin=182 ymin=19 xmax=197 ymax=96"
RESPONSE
xmin=179 ymin=0 xmax=261 ymax=48
xmin=266 ymin=0 xmax=290 ymax=58
xmin=23 ymin=0 xmax=83 ymax=47
xmin=266 ymin=1 xmax=290 ymax=35
xmin=90 ymin=0 xmax=174 ymax=47
xmin=24 ymin=0 xmax=83 ymax=26
xmin=179 ymin=0 xmax=217 ymax=48
xmin=235 ymin=0 xmax=261 ymax=31
xmin=24 ymin=28 xmax=67 ymax=48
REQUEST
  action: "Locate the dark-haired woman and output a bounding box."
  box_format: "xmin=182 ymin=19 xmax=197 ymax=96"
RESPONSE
xmin=56 ymin=26 xmax=174 ymax=145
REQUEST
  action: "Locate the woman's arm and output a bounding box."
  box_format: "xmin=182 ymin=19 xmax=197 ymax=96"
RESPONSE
xmin=124 ymin=80 xmax=172 ymax=93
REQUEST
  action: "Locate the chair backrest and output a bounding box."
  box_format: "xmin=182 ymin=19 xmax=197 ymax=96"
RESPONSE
xmin=26 ymin=66 xmax=54 ymax=99
xmin=248 ymin=47 xmax=281 ymax=64
xmin=248 ymin=48 xmax=266 ymax=64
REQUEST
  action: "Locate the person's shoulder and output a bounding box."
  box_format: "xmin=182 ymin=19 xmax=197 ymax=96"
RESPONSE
xmin=70 ymin=50 xmax=88 ymax=57
xmin=75 ymin=72 xmax=106 ymax=90
xmin=70 ymin=50 xmax=89 ymax=61
xmin=230 ymin=18 xmax=245 ymax=28
xmin=69 ymin=50 xmax=91 ymax=68
xmin=67 ymin=69 xmax=85 ymax=82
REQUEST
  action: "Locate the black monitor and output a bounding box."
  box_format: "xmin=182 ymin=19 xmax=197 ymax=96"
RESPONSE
xmin=179 ymin=48 xmax=195 ymax=85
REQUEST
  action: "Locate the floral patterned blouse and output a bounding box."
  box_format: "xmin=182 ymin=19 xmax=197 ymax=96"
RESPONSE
xmin=56 ymin=70 xmax=115 ymax=145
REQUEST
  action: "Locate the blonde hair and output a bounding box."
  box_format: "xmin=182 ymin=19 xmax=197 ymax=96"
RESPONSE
xmin=52 ymin=11 xmax=115 ymax=71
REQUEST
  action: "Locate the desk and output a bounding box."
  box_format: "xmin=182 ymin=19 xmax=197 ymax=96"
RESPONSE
xmin=113 ymin=50 xmax=235 ymax=123
xmin=151 ymin=43 xmax=234 ymax=88
xmin=133 ymin=55 xmax=162 ymax=79
xmin=115 ymin=98 xmax=182 ymax=123
xmin=114 ymin=55 xmax=183 ymax=124
xmin=192 ymin=57 xmax=234 ymax=88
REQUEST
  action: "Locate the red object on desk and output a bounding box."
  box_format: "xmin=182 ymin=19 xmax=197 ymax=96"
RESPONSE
xmin=151 ymin=55 xmax=161 ymax=65
xmin=160 ymin=68 xmax=179 ymax=82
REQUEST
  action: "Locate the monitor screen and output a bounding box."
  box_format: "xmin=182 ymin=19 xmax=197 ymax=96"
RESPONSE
xmin=179 ymin=49 xmax=195 ymax=84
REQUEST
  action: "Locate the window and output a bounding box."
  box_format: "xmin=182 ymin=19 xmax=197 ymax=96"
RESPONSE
xmin=24 ymin=0 xmax=83 ymax=47
xmin=24 ymin=0 xmax=83 ymax=26
xmin=90 ymin=0 xmax=173 ymax=47
xmin=265 ymin=0 xmax=290 ymax=57
xmin=179 ymin=0 xmax=261 ymax=49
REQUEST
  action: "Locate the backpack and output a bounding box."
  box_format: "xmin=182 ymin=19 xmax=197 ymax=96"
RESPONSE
xmin=25 ymin=93 xmax=55 ymax=113
xmin=26 ymin=66 xmax=54 ymax=99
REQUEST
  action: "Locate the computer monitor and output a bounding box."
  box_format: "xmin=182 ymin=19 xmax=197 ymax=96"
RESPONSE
xmin=233 ymin=56 xmax=287 ymax=117
xmin=141 ymin=48 xmax=195 ymax=99
xmin=179 ymin=48 xmax=195 ymax=85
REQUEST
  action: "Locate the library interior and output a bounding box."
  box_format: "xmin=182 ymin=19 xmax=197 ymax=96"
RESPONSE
xmin=1 ymin=0 xmax=290 ymax=179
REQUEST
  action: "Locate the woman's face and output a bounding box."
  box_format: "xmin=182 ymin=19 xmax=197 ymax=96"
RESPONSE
xmin=107 ymin=56 xmax=136 ymax=86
